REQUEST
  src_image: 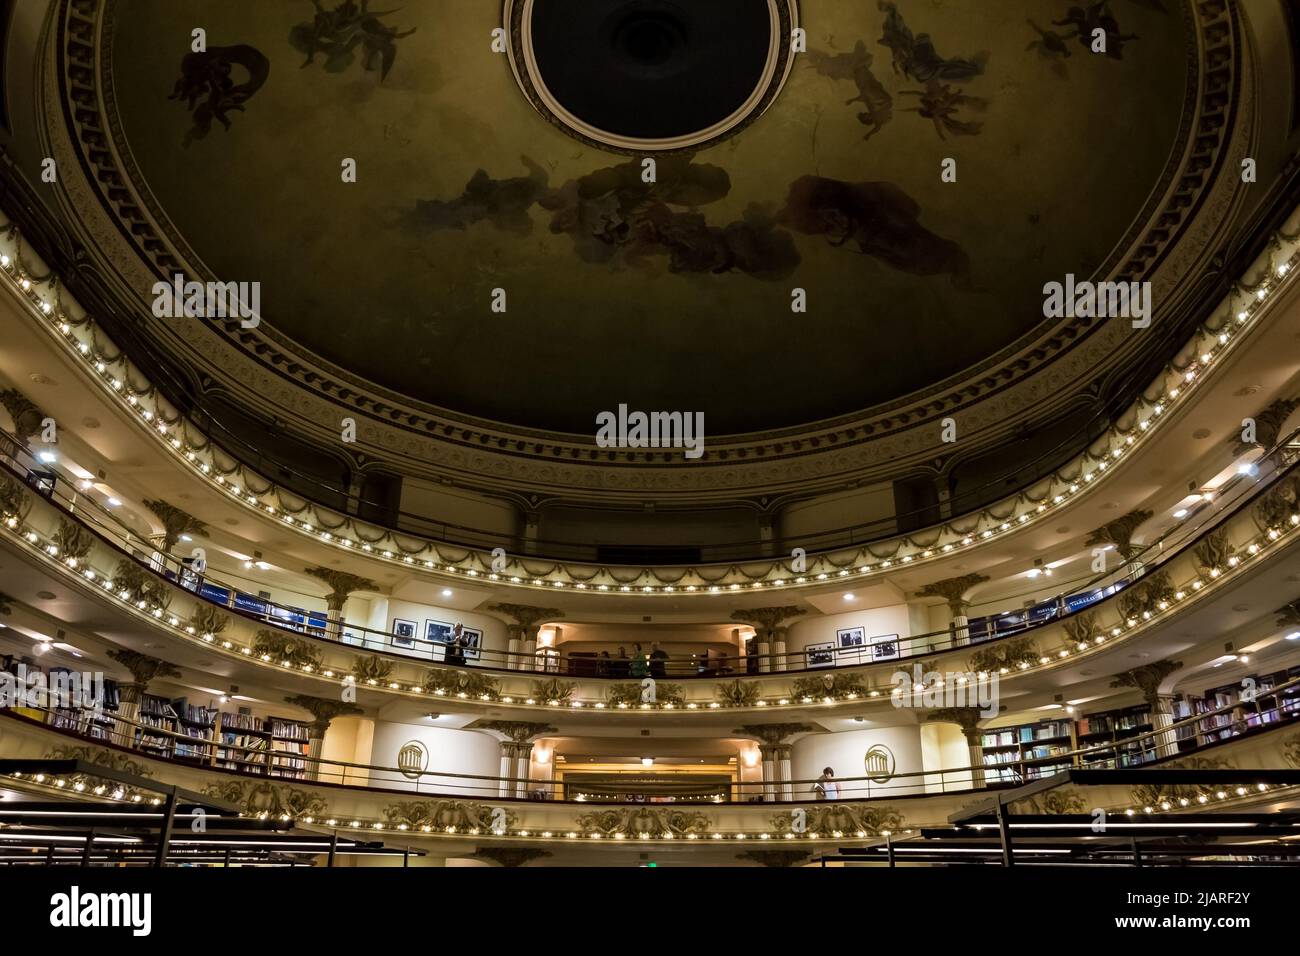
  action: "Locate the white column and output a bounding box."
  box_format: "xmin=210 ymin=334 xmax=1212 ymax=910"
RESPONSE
xmin=761 ymin=746 xmax=777 ymax=802
xmin=777 ymin=745 xmax=794 ymax=801
xmin=514 ymin=742 xmax=534 ymax=799
xmin=950 ymin=599 xmax=970 ymax=647
xmin=1152 ymin=695 xmax=1178 ymax=759
xmin=499 ymin=743 xmax=516 ymax=798
xmin=772 ymin=626 xmax=788 ymax=673
xmin=756 ymin=642 xmax=771 ymax=673
xmin=965 ymin=734 xmax=987 ymax=789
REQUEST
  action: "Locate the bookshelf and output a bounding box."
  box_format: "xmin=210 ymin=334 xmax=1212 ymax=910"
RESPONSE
xmin=980 ymin=717 xmax=1076 ymax=783
xmin=135 ymin=693 xmax=181 ymax=757
xmin=217 ymin=711 xmax=272 ymax=772
xmin=1172 ymin=665 xmax=1300 ymax=747
xmin=1076 ymin=704 xmax=1155 ymax=767
xmin=172 ymin=698 xmax=218 ymax=761
xmin=47 ymin=669 xmax=119 ymax=741
xmin=269 ymin=717 xmax=311 ymax=780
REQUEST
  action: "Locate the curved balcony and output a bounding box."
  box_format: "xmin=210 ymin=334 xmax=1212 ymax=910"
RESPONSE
xmin=1 ymin=421 xmax=1298 ymax=719
xmin=2 ymin=681 xmax=1297 ymax=849
xmin=3 ymin=208 xmax=1298 ymax=592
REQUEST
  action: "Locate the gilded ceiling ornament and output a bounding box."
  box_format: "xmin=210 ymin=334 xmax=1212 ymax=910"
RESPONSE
xmin=0 ymin=387 xmax=46 ymax=440
xmin=1110 ymin=660 xmax=1183 ymax=705
xmin=1085 ymin=510 xmax=1155 ymax=561
xmin=282 ymin=694 xmax=362 ymax=735
xmin=915 ymin=574 xmax=990 ymax=613
xmin=105 ymin=648 xmax=181 ymax=688
xmin=141 ymin=498 xmax=208 ymax=552
xmin=1231 ymin=396 xmax=1300 ymax=456
xmin=733 ymin=724 xmax=815 ymax=746
xmin=303 ymin=567 xmax=379 ymax=610
xmin=472 ymin=848 xmax=552 ymax=868
xmin=736 ymin=849 xmax=811 ymax=868
xmin=474 ymin=721 xmax=556 ymax=744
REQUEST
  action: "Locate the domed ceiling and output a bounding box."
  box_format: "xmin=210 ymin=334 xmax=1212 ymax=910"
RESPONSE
xmin=101 ymin=0 xmax=1191 ymax=435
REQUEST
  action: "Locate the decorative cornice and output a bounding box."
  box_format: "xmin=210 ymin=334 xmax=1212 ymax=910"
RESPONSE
xmin=915 ymin=574 xmax=989 ymax=609
xmin=484 ymin=604 xmax=564 ymax=629
xmin=1275 ymin=598 xmax=1300 ymax=630
xmin=282 ymin=694 xmax=362 ymax=734
xmin=1086 ymin=509 xmax=1155 ymax=561
xmin=141 ymin=498 xmax=208 ymax=552
xmin=729 ymin=607 xmax=806 ymax=635
xmin=736 ymin=849 xmax=810 ymax=867
xmin=1232 ymin=396 xmax=1300 ymax=456
xmin=1110 ymin=660 xmax=1184 ymax=704
xmin=0 ymin=387 xmax=45 ymax=440
xmin=473 ymin=721 xmax=556 ymax=743
xmin=926 ymin=707 xmax=984 ymax=735
xmin=472 ymin=847 xmax=552 ymax=868
xmin=733 ymin=723 xmax=816 ymax=745
xmin=105 ymin=648 xmax=180 ymax=688
xmin=303 ymin=567 xmax=379 ymax=610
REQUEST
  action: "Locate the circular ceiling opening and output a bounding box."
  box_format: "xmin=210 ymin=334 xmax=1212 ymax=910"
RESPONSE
xmin=511 ymin=0 xmax=797 ymax=151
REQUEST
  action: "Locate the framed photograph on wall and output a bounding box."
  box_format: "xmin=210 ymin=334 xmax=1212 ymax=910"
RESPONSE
xmin=836 ymin=626 xmax=867 ymax=665
xmin=805 ymin=641 xmax=836 ymax=668
xmin=392 ymin=618 xmax=418 ymax=649
xmin=869 ymin=633 xmax=901 ymax=661
xmin=424 ymin=620 xmax=454 ymax=645
xmin=460 ymin=626 xmax=484 ymax=662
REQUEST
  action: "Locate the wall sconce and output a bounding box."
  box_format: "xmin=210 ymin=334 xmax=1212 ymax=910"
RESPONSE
xmin=534 ymin=748 xmax=551 ymax=764
xmin=742 ymin=750 xmax=759 ymax=768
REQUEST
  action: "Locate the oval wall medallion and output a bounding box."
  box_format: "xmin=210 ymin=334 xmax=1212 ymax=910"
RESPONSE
xmin=863 ymin=744 xmax=896 ymax=784
xmin=397 ymin=740 xmax=430 ymax=780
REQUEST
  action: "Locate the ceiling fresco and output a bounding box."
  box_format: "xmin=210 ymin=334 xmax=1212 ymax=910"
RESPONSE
xmin=105 ymin=0 xmax=1192 ymax=435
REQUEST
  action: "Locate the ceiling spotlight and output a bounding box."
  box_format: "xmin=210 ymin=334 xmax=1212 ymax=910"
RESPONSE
xmin=1173 ymin=509 xmax=1188 ymax=519
xmin=106 ymin=497 xmax=122 ymax=507
xmin=37 ymin=451 xmax=57 ymax=463
xmin=641 ymin=757 xmax=654 ymax=767
xmin=1286 ymin=632 xmax=1300 ymax=641
xmin=843 ymin=593 xmax=855 ymax=602
xmin=441 ymin=589 xmax=453 ymax=598
xmin=1238 ymin=463 xmax=1257 ymax=476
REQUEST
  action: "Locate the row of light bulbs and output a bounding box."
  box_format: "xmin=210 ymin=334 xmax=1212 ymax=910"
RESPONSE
xmin=2 ymin=236 xmax=1285 ymax=595
xmin=6 ymin=488 xmax=1297 ymax=719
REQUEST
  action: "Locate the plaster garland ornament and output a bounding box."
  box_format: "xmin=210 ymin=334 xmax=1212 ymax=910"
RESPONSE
xmin=383 ymin=799 xmax=516 ymax=832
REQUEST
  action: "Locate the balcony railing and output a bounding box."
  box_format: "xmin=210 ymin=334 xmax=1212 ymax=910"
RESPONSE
xmin=2 ymin=422 xmax=1297 ymax=681
xmin=6 ymin=676 xmax=1299 ymax=805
